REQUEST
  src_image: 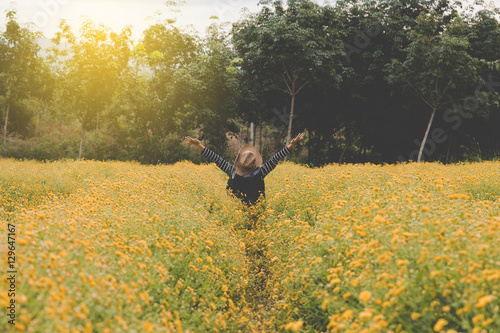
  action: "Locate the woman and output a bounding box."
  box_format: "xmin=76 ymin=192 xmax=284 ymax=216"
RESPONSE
xmin=184 ymin=133 xmax=304 ymax=206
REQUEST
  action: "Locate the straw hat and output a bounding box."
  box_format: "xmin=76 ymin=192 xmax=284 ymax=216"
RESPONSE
xmin=233 ymin=145 xmax=262 ymax=176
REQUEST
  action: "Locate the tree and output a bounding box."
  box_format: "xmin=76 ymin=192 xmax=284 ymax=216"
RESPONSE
xmin=0 ymin=10 xmax=45 ymax=148
xmin=47 ymin=19 xmax=76 ymax=132
xmin=232 ymin=0 xmax=344 ymax=145
xmin=139 ymin=20 xmax=197 ymax=135
xmin=463 ymin=4 xmax=500 ymax=62
xmin=59 ymin=19 xmax=132 ymax=160
xmin=188 ymin=20 xmax=240 ymax=150
xmin=386 ymin=10 xmax=479 ymax=162
xmin=462 ymin=7 xmax=500 ymax=159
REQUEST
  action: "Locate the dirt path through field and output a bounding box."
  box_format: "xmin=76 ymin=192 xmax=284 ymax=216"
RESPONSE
xmin=236 ymin=207 xmax=279 ymax=332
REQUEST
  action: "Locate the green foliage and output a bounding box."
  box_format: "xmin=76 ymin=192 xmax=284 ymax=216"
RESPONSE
xmin=66 ymin=20 xmax=132 ymax=131
xmin=0 ymin=9 xmax=48 ymax=146
xmin=232 ymin=0 xmax=344 ymax=143
xmin=1 ymin=0 xmax=500 ymax=164
xmin=386 ymin=6 xmax=481 ymax=162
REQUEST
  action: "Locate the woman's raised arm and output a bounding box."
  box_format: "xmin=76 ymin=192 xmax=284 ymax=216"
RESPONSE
xmin=261 ymin=133 xmax=304 ymax=178
xmin=184 ymin=136 xmax=233 ymax=177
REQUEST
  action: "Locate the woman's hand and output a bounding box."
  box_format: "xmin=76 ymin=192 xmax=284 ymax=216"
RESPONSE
xmin=287 ymin=133 xmax=304 ymax=150
xmin=184 ymin=136 xmax=205 ymax=151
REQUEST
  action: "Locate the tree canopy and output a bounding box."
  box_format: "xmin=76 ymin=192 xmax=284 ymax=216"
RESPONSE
xmin=1 ymin=0 xmax=499 ymax=164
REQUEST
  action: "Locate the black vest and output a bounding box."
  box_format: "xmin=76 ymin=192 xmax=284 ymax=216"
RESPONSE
xmin=226 ymin=167 xmax=265 ymax=205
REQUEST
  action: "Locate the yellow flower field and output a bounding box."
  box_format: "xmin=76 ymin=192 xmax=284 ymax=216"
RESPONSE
xmin=1 ymin=159 xmax=499 ymax=332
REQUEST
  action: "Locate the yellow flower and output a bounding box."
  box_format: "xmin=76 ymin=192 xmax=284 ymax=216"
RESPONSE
xmin=342 ymin=292 xmax=352 ymax=300
xmin=475 ymin=295 xmax=496 ymax=308
xmin=15 ymin=322 xmax=26 ymax=330
xmin=321 ymin=299 xmax=329 ymax=310
xmin=482 ymin=318 xmax=494 ymax=326
xmin=330 ymin=278 xmax=341 ymax=285
xmin=284 ymin=320 xmax=303 ymax=332
xmin=359 ymin=311 xmax=372 ymax=319
xmin=142 ymin=321 xmax=155 ymax=333
xmin=359 ymin=290 xmax=372 ymax=303
xmin=341 ymin=309 xmax=354 ymax=320
xmin=411 ymin=312 xmax=421 ymax=320
xmin=472 ymin=314 xmax=484 ymax=325
xmin=433 ymin=318 xmax=448 ymax=332
xmin=395 ymin=259 xmax=409 ymax=266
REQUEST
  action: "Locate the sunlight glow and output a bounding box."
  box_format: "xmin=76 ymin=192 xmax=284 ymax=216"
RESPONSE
xmin=0 ymin=0 xmax=262 ymax=40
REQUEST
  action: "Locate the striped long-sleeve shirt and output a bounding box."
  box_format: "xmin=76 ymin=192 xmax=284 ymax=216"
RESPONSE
xmin=260 ymin=147 xmax=290 ymax=177
xmin=201 ymin=147 xmax=290 ymax=178
xmin=201 ymin=146 xmax=291 ymax=205
xmin=201 ymin=147 xmax=234 ymax=177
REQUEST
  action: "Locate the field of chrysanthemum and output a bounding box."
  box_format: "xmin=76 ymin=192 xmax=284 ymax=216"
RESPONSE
xmin=1 ymin=158 xmax=499 ymax=333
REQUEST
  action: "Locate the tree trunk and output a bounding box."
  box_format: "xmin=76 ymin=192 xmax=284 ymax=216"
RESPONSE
xmin=260 ymin=121 xmax=263 ymax=152
xmin=287 ymin=93 xmax=296 ymax=146
xmin=339 ymin=137 xmax=352 ymax=164
xmin=3 ymin=100 xmax=10 ymax=147
xmin=79 ymin=127 xmax=84 ymax=161
xmin=96 ymin=113 xmax=99 ymax=132
xmin=246 ymin=124 xmax=249 ymax=144
xmin=417 ymin=107 xmax=437 ymax=163
xmin=356 ymin=144 xmax=363 ymax=163
xmin=252 ymin=122 xmax=256 ymax=146
xmin=446 ymin=132 xmax=452 ymax=164
xmin=34 ymin=100 xmax=42 ymax=125
xmin=57 ymin=102 xmax=62 ymax=132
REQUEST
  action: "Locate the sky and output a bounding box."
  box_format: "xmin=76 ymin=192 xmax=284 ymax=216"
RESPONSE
xmin=0 ymin=0 xmax=266 ymax=41
xmin=1 ymin=0 xmax=499 ymax=43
